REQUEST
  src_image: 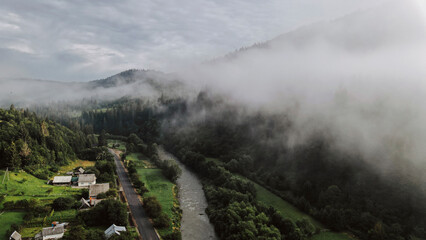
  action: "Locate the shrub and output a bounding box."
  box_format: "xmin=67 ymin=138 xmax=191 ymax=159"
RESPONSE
xmin=153 ymin=213 xmax=170 ymax=228
xmin=143 ymin=196 xmax=162 ymax=218
xmin=52 ymin=197 xmax=75 ymax=210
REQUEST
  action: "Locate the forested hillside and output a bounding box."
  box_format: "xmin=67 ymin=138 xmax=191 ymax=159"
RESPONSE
xmin=53 ymin=93 xmax=426 ymax=240
xmin=0 ymin=106 xmax=89 ymax=179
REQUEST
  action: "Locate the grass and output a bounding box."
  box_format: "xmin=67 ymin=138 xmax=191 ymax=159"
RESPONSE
xmin=58 ymin=159 xmax=95 ymax=174
xmin=0 ymin=171 xmax=81 ymax=206
xmin=252 ymin=181 xmax=355 ymax=239
xmin=0 ymin=211 xmax=25 ymax=238
xmin=222 ymin=163 xmax=355 ymax=240
xmin=127 ymin=153 xmax=178 ymax=237
xmin=20 ymin=227 xmax=42 ymax=238
xmin=254 ymin=181 xmax=323 ymax=228
xmin=107 ymin=139 xmax=126 ymax=151
xmin=126 ymin=153 xmax=153 ymax=168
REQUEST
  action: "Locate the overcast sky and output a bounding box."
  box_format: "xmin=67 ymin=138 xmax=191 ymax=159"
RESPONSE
xmin=0 ymin=0 xmax=385 ymax=81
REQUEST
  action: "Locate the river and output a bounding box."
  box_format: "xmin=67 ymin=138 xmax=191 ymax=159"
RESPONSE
xmin=157 ymin=147 xmax=218 ymax=240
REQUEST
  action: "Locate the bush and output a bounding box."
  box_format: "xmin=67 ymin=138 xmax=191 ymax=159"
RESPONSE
xmin=79 ymin=199 xmax=128 ymax=226
xmin=153 ymin=213 xmax=170 ymax=228
xmin=143 ymin=196 xmax=162 ymax=218
xmin=52 ymin=197 xmax=75 ymax=210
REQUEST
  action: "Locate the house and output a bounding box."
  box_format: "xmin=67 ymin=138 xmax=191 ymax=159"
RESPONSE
xmin=89 ymin=183 xmax=110 ymax=198
xmin=35 ymin=224 xmax=65 ymax=240
xmin=52 ymin=176 xmax=72 ymax=185
xmin=105 ymin=224 xmax=126 ymax=239
xmin=78 ymin=167 xmax=85 ymax=174
xmin=77 ymin=174 xmax=96 ymax=187
xmin=9 ymin=231 xmax=21 ymax=240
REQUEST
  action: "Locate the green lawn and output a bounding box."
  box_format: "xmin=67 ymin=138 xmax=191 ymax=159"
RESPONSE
xmin=0 ymin=171 xmax=81 ymax=206
xmin=0 ymin=211 xmax=25 ymax=238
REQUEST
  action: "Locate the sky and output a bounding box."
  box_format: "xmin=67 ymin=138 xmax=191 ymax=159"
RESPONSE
xmin=0 ymin=0 xmax=384 ymax=81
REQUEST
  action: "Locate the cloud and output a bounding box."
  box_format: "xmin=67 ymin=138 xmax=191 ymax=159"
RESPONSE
xmin=178 ymin=0 xmax=426 ymax=177
xmin=0 ymin=0 xmax=382 ymax=81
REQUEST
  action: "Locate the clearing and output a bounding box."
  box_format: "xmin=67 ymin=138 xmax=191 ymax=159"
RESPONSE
xmin=0 ymin=211 xmax=25 ymax=238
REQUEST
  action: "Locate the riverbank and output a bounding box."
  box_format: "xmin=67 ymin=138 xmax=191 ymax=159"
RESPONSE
xmin=158 ymin=147 xmax=218 ymax=240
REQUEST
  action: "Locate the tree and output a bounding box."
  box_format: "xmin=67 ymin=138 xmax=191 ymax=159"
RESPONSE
xmin=144 ymin=196 xmax=162 ymax=218
xmin=98 ymin=130 xmax=107 ymax=146
xmin=52 ymin=197 xmax=75 ymax=210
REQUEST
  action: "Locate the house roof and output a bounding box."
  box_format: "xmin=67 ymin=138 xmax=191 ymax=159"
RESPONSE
xmin=78 ymin=167 xmax=85 ymax=173
xmin=10 ymin=230 xmax=21 ymax=240
xmin=89 ymin=183 xmax=110 ymax=197
xmin=78 ymin=174 xmax=96 ymax=183
xmin=42 ymin=225 xmax=64 ymax=236
xmin=80 ymin=198 xmax=91 ymax=208
xmin=105 ymin=224 xmax=126 ymax=239
xmin=52 ymin=176 xmax=72 ymax=184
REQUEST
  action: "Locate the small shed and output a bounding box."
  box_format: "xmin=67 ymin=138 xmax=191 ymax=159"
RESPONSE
xmin=52 ymin=176 xmax=72 ymax=185
xmin=9 ymin=231 xmax=21 ymax=240
xmin=78 ymin=167 xmax=85 ymax=174
xmin=89 ymin=183 xmax=110 ymax=197
xmin=105 ymin=224 xmax=126 ymax=239
xmin=78 ymin=174 xmax=96 ymax=187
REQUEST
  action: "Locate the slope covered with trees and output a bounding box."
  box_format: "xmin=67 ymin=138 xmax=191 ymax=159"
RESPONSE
xmin=0 ymin=106 xmax=89 ymax=178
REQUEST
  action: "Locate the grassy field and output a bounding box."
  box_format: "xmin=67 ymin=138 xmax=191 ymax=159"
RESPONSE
xmin=0 ymin=171 xmax=81 ymax=205
xmin=254 ymin=181 xmax=323 ymax=228
xmin=0 ymin=169 xmax=83 ymax=238
xmin=58 ymin=159 xmax=95 ymax=174
xmin=125 ymin=152 xmax=178 ymax=237
xmin=107 ymin=139 xmax=126 ymax=151
xmin=247 ymin=177 xmax=354 ymax=239
xmin=0 ymin=211 xmax=25 ymax=238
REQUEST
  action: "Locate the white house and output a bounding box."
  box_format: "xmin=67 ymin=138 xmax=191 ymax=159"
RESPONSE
xmin=77 ymin=174 xmax=96 ymax=187
xmin=9 ymin=231 xmax=21 ymax=240
xmin=35 ymin=224 xmax=65 ymax=240
xmin=52 ymin=176 xmax=72 ymax=185
xmin=105 ymin=224 xmax=126 ymax=239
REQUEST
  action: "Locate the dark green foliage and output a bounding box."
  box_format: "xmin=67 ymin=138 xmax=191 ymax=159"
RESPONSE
xmin=0 ymin=108 xmax=87 ymax=174
xmin=109 ymin=231 xmax=134 ymax=240
xmin=98 ymin=130 xmax=107 ymax=146
xmin=63 ymin=225 xmax=105 ymax=240
xmin=153 ymin=212 xmax=171 ymax=228
xmin=52 ymin=197 xmax=76 ymax=210
xmin=80 ymin=199 xmax=128 ymax=226
xmin=143 ymin=196 xmax=162 ymax=218
xmin=161 ymin=160 xmax=182 ymax=183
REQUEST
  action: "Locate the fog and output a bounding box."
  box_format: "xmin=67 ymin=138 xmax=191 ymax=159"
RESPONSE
xmin=1 ymin=0 xmax=425 ymax=179
xmin=177 ymin=0 xmax=426 ymax=177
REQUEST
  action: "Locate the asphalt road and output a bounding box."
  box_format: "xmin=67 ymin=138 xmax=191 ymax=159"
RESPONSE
xmin=110 ymin=149 xmax=160 ymax=240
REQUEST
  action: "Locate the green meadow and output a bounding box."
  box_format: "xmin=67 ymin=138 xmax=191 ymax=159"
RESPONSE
xmin=125 ymin=152 xmax=178 ymax=237
xmin=0 ymin=211 xmax=25 ymax=238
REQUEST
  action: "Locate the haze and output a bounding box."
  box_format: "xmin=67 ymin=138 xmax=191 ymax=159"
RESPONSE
xmin=0 ymin=0 xmax=383 ymax=81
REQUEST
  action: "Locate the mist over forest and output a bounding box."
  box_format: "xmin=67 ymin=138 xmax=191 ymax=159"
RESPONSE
xmin=0 ymin=0 xmax=425 ymax=239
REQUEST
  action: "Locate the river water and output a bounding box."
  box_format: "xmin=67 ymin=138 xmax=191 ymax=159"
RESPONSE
xmin=158 ymin=147 xmax=218 ymax=240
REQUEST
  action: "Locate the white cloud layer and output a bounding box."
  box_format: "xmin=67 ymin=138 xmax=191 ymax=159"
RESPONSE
xmin=0 ymin=0 xmax=383 ymax=81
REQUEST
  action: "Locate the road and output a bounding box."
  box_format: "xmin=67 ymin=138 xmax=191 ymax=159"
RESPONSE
xmin=109 ymin=149 xmax=160 ymax=240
